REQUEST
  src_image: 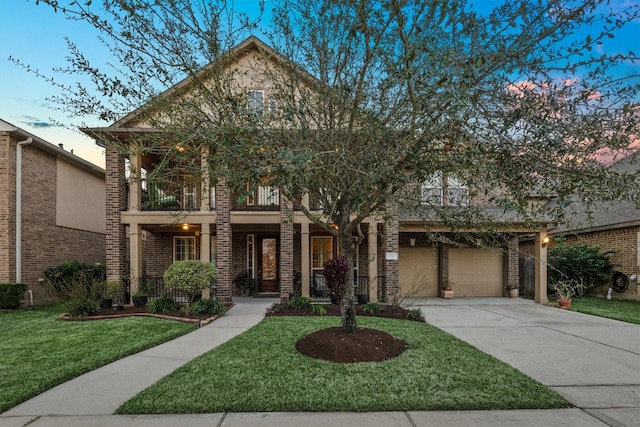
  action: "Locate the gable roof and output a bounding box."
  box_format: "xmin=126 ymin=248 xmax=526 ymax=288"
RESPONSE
xmin=86 ymin=35 xmax=316 ymax=137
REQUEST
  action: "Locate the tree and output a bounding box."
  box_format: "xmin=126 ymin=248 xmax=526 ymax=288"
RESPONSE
xmin=20 ymin=0 xmax=640 ymax=332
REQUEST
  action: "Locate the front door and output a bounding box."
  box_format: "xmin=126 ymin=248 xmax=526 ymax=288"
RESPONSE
xmin=258 ymin=237 xmax=279 ymax=293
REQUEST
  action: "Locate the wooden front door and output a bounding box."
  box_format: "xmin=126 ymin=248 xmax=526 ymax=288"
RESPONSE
xmin=258 ymin=237 xmax=279 ymax=293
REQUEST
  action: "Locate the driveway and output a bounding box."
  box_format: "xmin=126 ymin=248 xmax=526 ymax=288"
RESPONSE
xmin=411 ymin=298 xmax=640 ymax=427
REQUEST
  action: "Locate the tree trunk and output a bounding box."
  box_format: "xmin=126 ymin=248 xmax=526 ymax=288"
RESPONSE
xmin=338 ymin=231 xmax=357 ymax=333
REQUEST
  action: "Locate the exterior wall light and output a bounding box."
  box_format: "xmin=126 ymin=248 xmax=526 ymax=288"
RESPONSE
xmin=542 ymin=236 xmax=550 ymax=247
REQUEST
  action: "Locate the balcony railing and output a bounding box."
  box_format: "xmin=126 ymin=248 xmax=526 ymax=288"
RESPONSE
xmin=233 ymin=186 xmax=280 ymax=211
xmin=140 ymin=178 xmax=201 ymax=211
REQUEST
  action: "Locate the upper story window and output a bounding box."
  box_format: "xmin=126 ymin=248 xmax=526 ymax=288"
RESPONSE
xmin=247 ymin=90 xmax=264 ymax=116
xmin=421 ymin=173 xmax=468 ymax=207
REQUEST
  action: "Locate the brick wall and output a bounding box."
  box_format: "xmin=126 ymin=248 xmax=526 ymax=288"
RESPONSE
xmin=561 ymin=227 xmax=639 ymax=300
xmin=3 ymin=140 xmax=105 ymax=304
xmin=0 ymin=133 xmax=15 ymax=282
xmin=384 ymin=212 xmax=399 ymax=302
xmin=280 ymin=196 xmax=294 ymax=301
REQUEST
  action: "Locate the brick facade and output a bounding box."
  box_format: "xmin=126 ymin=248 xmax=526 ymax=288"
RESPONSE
xmin=560 ymin=227 xmax=639 ymax=300
xmin=0 ymin=130 xmax=105 ymax=304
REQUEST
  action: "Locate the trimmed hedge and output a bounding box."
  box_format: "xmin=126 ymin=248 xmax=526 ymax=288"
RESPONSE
xmin=0 ymin=283 xmax=28 ymax=309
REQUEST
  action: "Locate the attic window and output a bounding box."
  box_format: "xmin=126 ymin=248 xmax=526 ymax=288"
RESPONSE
xmin=247 ymin=90 xmax=264 ymax=115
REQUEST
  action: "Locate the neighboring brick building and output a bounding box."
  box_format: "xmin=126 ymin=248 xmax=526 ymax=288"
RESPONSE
xmin=83 ymin=36 xmax=550 ymax=305
xmin=0 ymin=119 xmax=106 ymax=304
xmin=545 ymin=153 xmax=640 ymax=300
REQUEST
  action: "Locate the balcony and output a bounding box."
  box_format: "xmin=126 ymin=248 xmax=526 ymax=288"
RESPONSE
xmin=140 ymin=178 xmax=201 ymax=211
xmin=233 ymin=186 xmax=280 ymax=211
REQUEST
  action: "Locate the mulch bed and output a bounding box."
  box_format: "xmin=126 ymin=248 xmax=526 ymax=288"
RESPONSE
xmin=269 ymin=303 xmax=421 ymax=364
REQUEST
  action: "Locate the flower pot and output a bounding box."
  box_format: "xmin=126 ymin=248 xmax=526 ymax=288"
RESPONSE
xmin=100 ymin=298 xmax=113 ymax=309
xmin=440 ymin=289 xmax=454 ymax=299
xmin=558 ymin=299 xmax=572 ymax=309
xmin=329 ymin=293 xmax=339 ymax=305
xmin=240 ymin=287 xmax=251 ymax=297
xmin=509 ymin=289 xmax=518 ymax=298
xmin=113 ymin=304 xmax=124 ymax=311
xmin=357 ymin=294 xmax=370 ymax=305
xmin=132 ymin=295 xmax=148 ymax=307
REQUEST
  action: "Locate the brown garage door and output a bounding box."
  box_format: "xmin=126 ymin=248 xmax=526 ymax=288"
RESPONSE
xmin=399 ymin=247 xmax=439 ymax=297
xmin=449 ymin=248 xmax=503 ymax=296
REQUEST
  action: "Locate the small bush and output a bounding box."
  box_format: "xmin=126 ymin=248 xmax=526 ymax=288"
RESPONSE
xmin=0 ymin=283 xmax=27 ymax=309
xmin=288 ymin=296 xmax=311 ymax=309
xmin=361 ymin=302 xmax=382 ymax=314
xmin=406 ymin=308 xmax=424 ymax=321
xmin=65 ymin=297 xmax=99 ymax=317
xmin=323 ymin=256 xmax=349 ymax=306
xmin=182 ymin=299 xmax=226 ymax=316
xmin=311 ymin=304 xmax=327 ymax=316
xmin=147 ymin=296 xmax=179 ymax=314
xmin=44 ymin=261 xmax=106 ymax=301
xmin=164 ymin=261 xmax=218 ymax=303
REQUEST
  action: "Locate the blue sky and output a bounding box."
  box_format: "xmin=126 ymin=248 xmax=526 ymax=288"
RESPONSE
xmin=1 ymin=0 xmax=638 ymax=168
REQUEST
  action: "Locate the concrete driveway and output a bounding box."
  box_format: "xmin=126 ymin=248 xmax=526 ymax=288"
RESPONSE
xmin=410 ymin=297 xmax=640 ymax=427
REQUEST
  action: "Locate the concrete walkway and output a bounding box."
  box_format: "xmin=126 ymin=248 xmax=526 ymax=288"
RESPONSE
xmin=1 ymin=297 xmax=638 ymax=426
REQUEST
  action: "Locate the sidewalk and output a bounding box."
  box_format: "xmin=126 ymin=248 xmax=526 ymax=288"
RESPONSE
xmin=1 ymin=298 xmax=638 ymax=427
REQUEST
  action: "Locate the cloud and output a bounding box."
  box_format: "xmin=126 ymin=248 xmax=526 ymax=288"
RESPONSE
xmin=19 ymin=115 xmax=63 ymax=129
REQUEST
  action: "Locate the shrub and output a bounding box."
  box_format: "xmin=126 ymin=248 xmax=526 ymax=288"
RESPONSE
xmin=0 ymin=283 xmax=27 ymax=309
xmin=148 ymin=296 xmax=179 ymax=314
xmin=164 ymin=261 xmax=218 ymax=302
xmin=44 ymin=261 xmax=106 ymax=301
xmin=292 ymin=271 xmax=302 ymax=297
xmin=548 ymin=239 xmax=614 ymax=297
xmin=182 ymin=299 xmax=226 ymax=316
xmin=361 ymin=302 xmax=382 ymax=314
xmin=288 ymin=296 xmax=311 ymax=310
xmin=65 ymin=296 xmax=99 ymax=317
xmin=311 ymin=304 xmax=327 ymax=316
xmin=406 ymin=308 xmax=425 ymax=321
xmin=323 ymin=256 xmax=349 ymax=305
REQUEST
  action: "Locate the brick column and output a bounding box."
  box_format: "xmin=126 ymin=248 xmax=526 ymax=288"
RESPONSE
xmin=368 ymin=222 xmax=378 ymax=303
xmin=215 ymin=180 xmax=232 ymax=302
xmin=280 ymin=194 xmax=294 ymax=303
xmin=508 ymin=236 xmax=520 ymax=293
xmin=105 ymin=144 xmax=127 ymax=286
xmin=201 ymin=222 xmax=212 ymax=299
xmin=300 ymin=222 xmax=310 ymax=297
xmin=384 ymin=210 xmax=399 ymax=303
xmin=439 ymin=245 xmax=450 ymax=287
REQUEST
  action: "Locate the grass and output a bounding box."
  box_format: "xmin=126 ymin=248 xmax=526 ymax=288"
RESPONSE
xmin=117 ymin=316 xmax=569 ymax=413
xmin=570 ymin=297 xmax=640 ymax=324
xmin=0 ymin=305 xmax=196 ymax=413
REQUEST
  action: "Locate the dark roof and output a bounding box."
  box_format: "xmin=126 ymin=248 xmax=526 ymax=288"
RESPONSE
xmin=549 ymin=152 xmax=640 ymax=234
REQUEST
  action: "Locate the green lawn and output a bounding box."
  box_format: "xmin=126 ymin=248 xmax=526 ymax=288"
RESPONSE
xmin=571 ymin=297 xmax=640 ymax=324
xmin=117 ymin=316 xmax=569 ymax=413
xmin=0 ymin=305 xmax=196 ymax=413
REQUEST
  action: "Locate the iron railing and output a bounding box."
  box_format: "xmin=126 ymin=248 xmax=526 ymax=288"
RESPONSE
xmin=136 ymin=276 xmax=217 ymax=303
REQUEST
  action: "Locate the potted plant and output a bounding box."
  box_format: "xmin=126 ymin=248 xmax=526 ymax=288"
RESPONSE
xmin=441 ymin=279 xmax=454 ymax=299
xmin=232 ymin=271 xmax=256 ymax=297
xmin=505 ymin=284 xmax=519 ymax=298
xmin=105 ymin=280 xmax=124 ymax=310
xmin=132 ymin=287 xmax=148 ymax=307
xmin=553 ymin=280 xmax=576 ymax=309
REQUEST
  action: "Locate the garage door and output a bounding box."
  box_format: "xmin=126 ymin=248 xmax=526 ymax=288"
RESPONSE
xmin=449 ymin=248 xmax=503 ymax=296
xmin=398 ymin=247 xmax=439 ymax=297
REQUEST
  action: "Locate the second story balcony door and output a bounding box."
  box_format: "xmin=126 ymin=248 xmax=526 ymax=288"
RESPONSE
xmin=258 ymin=237 xmax=279 ymax=293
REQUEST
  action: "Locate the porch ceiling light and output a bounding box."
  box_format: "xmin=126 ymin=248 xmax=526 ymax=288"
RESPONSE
xmin=182 ymin=224 xmax=189 ymax=230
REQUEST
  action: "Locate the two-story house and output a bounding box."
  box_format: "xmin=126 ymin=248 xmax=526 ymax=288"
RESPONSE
xmin=83 ymin=36 xmax=550 ymax=305
xmin=0 ymin=119 xmax=105 ymax=304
